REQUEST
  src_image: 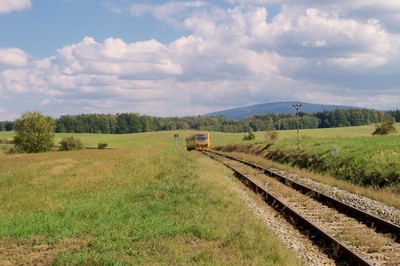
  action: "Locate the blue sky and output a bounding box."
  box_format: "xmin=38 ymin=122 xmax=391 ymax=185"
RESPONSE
xmin=1 ymin=0 xmax=400 ymax=120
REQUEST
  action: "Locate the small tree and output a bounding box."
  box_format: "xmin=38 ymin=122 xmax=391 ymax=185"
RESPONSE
xmin=372 ymin=120 xmax=397 ymax=135
xmin=14 ymin=111 xmax=56 ymax=153
xmin=59 ymin=137 xmax=84 ymax=151
xmin=243 ymin=131 xmax=255 ymax=141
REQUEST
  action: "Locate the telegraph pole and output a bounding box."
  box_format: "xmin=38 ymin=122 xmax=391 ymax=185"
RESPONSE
xmin=292 ymin=104 xmax=302 ymax=148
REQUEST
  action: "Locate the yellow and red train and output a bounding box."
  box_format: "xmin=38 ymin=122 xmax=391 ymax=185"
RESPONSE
xmin=186 ymin=133 xmax=211 ymax=151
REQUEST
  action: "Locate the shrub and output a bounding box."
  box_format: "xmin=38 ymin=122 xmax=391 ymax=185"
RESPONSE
xmin=59 ymin=137 xmax=84 ymax=151
xmin=243 ymin=131 xmax=255 ymax=141
xmin=372 ymin=120 xmax=397 ymax=135
xmin=266 ymin=130 xmax=278 ymax=141
xmin=98 ymin=143 xmax=108 ymax=149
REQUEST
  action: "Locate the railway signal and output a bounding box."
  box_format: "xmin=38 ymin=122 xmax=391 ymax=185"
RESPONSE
xmin=292 ymin=104 xmax=302 ymax=148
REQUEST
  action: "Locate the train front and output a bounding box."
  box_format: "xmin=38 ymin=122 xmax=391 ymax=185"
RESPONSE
xmin=194 ymin=133 xmax=210 ymax=150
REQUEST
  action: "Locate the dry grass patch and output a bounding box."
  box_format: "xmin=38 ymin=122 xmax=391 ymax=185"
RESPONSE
xmin=49 ymin=158 xmax=76 ymax=175
xmin=0 ymin=236 xmax=89 ymax=266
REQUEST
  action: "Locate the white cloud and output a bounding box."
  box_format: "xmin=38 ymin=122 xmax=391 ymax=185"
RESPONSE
xmin=268 ymin=4 xmax=400 ymax=75
xmin=53 ymin=37 xmax=183 ymax=78
xmin=0 ymin=48 xmax=28 ymax=67
xmin=0 ymin=0 xmax=31 ymax=14
xmin=0 ymin=69 xmax=30 ymax=93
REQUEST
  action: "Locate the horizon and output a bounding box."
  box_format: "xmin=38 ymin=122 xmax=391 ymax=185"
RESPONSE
xmin=1 ymin=101 xmax=394 ymax=122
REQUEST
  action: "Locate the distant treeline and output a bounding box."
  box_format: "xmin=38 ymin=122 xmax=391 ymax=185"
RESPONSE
xmin=0 ymin=108 xmax=395 ymax=133
xmin=387 ymin=109 xmax=400 ymax=122
xmin=242 ymin=108 xmax=391 ymax=131
xmin=0 ymin=121 xmax=13 ymax=132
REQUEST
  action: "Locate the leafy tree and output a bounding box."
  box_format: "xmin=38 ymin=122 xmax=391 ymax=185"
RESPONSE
xmin=59 ymin=137 xmax=84 ymax=151
xmin=300 ymin=115 xmax=319 ymax=129
xmin=372 ymin=120 xmax=397 ymax=135
xmin=14 ymin=111 xmax=56 ymax=153
xmin=116 ymin=113 xmax=130 ymax=134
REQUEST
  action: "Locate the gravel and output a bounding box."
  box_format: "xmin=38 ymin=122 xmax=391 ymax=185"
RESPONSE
xmin=223 ymin=175 xmax=336 ymax=266
xmin=221 ymin=152 xmax=400 ymax=265
xmin=282 ymin=172 xmax=400 ymax=225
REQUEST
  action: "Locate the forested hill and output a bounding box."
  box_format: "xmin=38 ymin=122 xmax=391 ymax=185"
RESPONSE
xmin=2 ymin=108 xmax=395 ymax=134
xmin=206 ymin=101 xmax=358 ymax=120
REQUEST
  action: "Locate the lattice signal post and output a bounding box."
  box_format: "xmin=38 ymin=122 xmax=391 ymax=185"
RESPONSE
xmin=292 ymin=104 xmax=302 ymax=148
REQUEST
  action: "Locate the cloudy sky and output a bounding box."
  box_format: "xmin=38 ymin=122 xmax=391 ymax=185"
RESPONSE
xmin=1 ymin=0 xmax=400 ymax=120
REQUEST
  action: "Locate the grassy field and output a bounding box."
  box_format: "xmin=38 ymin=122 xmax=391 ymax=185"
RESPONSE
xmin=1 ymin=123 xmax=395 ymax=149
xmin=1 ymin=125 xmax=400 ymax=263
xmin=253 ymin=123 xmax=400 ymax=140
xmin=0 ymin=130 xmax=240 ymax=153
xmin=0 ymin=132 xmax=301 ymax=265
xmin=258 ymin=126 xmax=400 ymax=191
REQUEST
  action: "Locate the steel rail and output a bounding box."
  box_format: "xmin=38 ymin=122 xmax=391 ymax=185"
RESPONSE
xmin=207 ymin=150 xmax=400 ymax=242
xmin=203 ymin=151 xmax=372 ymax=265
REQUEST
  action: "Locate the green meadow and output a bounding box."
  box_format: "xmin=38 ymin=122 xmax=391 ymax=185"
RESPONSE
xmin=52 ymin=130 xmax=245 ymax=149
xmin=254 ymin=124 xmax=400 ymax=192
xmin=0 ymin=131 xmax=300 ymax=265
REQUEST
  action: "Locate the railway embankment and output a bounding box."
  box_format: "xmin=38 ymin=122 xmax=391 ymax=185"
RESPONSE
xmin=214 ymin=137 xmax=400 ymax=207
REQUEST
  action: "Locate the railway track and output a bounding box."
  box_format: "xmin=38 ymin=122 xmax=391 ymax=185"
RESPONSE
xmin=203 ymin=150 xmax=400 ymax=266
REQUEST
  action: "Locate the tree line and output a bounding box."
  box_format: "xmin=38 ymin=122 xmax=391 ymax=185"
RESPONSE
xmin=0 ymin=108 xmax=394 ymax=134
xmin=387 ymin=109 xmax=400 ymax=122
xmin=0 ymin=121 xmax=13 ymax=131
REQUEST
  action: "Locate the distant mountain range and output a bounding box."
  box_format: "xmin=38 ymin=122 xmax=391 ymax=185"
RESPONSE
xmin=206 ymin=101 xmax=359 ymax=120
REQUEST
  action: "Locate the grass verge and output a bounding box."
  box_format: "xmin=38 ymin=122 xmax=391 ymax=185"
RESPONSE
xmin=0 ymin=145 xmax=301 ymax=265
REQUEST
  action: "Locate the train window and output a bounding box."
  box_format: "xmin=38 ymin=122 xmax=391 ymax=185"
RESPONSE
xmin=195 ymin=134 xmax=208 ymax=142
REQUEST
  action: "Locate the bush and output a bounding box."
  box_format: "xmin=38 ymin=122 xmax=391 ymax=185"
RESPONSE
xmin=266 ymin=130 xmax=278 ymax=141
xmin=59 ymin=137 xmax=84 ymax=151
xmin=243 ymin=131 xmax=255 ymax=141
xmin=98 ymin=143 xmax=108 ymax=149
xmin=372 ymin=120 xmax=397 ymax=135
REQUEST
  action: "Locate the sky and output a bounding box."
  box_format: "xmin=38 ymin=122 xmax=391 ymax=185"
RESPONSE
xmin=1 ymin=0 xmax=400 ymax=120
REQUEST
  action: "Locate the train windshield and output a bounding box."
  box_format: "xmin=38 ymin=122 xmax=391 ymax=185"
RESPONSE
xmin=195 ymin=134 xmax=208 ymax=142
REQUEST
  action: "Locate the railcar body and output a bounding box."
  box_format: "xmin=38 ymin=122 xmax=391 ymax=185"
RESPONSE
xmin=186 ymin=133 xmax=211 ymax=151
